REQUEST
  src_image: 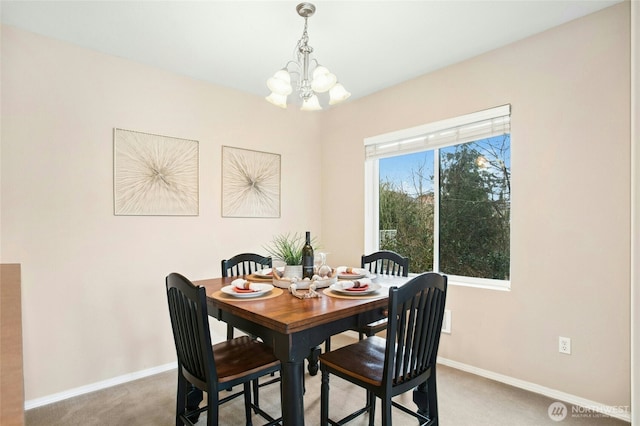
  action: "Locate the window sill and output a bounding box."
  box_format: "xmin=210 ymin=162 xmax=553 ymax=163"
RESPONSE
xmin=407 ymin=273 xmax=511 ymax=291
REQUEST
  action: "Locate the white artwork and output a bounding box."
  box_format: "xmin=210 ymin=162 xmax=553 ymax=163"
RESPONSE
xmin=114 ymin=129 xmax=199 ymax=216
xmin=221 ymin=146 xmax=281 ymax=218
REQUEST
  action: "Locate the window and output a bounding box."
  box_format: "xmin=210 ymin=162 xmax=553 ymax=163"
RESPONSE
xmin=364 ymin=105 xmax=511 ymax=290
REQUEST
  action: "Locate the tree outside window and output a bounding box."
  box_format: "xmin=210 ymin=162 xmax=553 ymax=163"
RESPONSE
xmin=379 ymin=134 xmax=510 ymax=281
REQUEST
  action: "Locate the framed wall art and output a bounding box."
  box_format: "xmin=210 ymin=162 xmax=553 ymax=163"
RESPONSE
xmin=221 ymin=146 xmax=281 ymax=218
xmin=114 ymin=128 xmax=199 ymax=216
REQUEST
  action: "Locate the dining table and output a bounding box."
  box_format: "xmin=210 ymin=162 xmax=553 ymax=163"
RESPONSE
xmin=194 ymin=273 xmax=425 ymax=425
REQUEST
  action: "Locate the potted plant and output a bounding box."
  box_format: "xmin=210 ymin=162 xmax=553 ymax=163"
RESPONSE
xmin=264 ymin=232 xmax=305 ymax=278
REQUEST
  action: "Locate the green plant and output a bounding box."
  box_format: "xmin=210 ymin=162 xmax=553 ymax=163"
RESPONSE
xmin=264 ymin=232 xmax=305 ymax=265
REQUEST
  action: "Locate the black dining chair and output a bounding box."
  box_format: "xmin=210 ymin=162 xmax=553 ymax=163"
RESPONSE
xmin=357 ymin=250 xmax=410 ymax=339
xmin=319 ymin=272 xmax=447 ymax=426
xmin=166 ymin=272 xmax=282 ymax=426
xmin=221 ymin=253 xmax=280 ymax=408
xmin=361 ymin=250 xmax=410 ymax=277
xmin=322 ymin=250 xmax=409 ymax=356
xmin=221 ymin=253 xmax=272 ymax=284
xmin=221 ymin=253 xmax=273 ymax=339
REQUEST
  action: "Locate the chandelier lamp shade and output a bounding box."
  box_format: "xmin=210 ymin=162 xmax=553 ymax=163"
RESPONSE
xmin=266 ymin=3 xmax=351 ymax=111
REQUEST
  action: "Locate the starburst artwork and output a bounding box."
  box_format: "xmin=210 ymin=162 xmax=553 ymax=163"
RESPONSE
xmin=114 ymin=129 xmax=199 ymax=215
xmin=222 ymin=146 xmax=281 ymax=218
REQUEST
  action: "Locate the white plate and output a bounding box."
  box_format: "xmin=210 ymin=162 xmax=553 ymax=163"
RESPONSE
xmin=221 ymin=283 xmax=274 ymax=298
xmin=337 ymin=267 xmax=368 ymax=280
xmin=253 ymin=267 xmax=283 ymax=279
xmin=329 ymin=281 xmax=382 ymax=295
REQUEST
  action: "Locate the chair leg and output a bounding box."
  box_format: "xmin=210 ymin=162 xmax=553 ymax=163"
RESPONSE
xmin=367 ymin=391 xmax=376 ymax=426
xmin=176 ymin=375 xmax=187 ymax=426
xmin=381 ymin=396 xmax=392 ymax=426
xmin=243 ymin=382 xmax=253 ymax=426
xmin=427 ymin=376 xmax=439 ymax=426
xmin=320 ymin=369 xmax=329 ymax=425
xmin=205 ymin=396 xmax=218 ymax=426
xmin=252 ymin=379 xmax=260 ymax=414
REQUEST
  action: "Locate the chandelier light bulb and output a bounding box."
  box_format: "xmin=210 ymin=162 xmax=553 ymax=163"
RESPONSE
xmin=301 ymin=94 xmax=322 ymax=111
xmin=328 ymin=83 xmax=351 ymax=105
xmin=265 ymin=92 xmax=288 ymax=109
xmin=311 ymin=66 xmax=337 ymax=93
xmin=267 ymin=69 xmax=293 ymax=96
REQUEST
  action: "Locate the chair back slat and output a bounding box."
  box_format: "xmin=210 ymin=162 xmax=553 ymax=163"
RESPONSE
xmin=383 ymin=273 xmax=447 ymax=391
xmin=221 ymin=253 xmax=272 ymax=278
xmin=361 ymin=250 xmax=410 ymax=277
xmin=166 ymin=273 xmax=218 ymax=389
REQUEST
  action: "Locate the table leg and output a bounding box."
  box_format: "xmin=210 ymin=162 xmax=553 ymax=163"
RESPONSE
xmin=307 ymin=346 xmax=321 ymax=376
xmin=186 ymin=383 xmax=203 ymax=422
xmin=281 ymin=360 xmax=305 ymax=425
xmin=413 ymin=380 xmax=428 ymax=416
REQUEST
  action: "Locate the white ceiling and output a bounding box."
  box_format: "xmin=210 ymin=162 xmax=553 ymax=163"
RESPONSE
xmin=1 ymin=0 xmax=622 ymax=102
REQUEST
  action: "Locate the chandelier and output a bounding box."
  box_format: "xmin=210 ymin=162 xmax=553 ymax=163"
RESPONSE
xmin=266 ymin=2 xmax=351 ymax=111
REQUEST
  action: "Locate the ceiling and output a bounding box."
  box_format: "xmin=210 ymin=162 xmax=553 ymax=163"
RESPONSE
xmin=1 ymin=0 xmax=622 ymax=103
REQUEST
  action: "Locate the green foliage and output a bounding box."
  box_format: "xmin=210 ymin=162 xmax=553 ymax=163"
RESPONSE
xmin=379 ymin=181 xmax=434 ymax=272
xmin=379 ymin=135 xmax=510 ymax=280
xmin=440 ymin=142 xmax=510 ymax=279
xmin=264 ymin=232 xmax=319 ymax=265
xmin=264 ymin=232 xmax=305 ymax=265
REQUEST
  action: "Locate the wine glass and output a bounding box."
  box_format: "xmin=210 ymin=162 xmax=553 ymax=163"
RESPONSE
xmin=315 ymin=252 xmax=332 ymax=277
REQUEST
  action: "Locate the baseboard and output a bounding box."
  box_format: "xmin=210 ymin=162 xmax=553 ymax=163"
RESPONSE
xmin=437 ymin=357 xmax=632 ymax=423
xmin=24 ymin=355 xmax=632 ymax=422
xmin=24 ymin=362 xmax=177 ymax=410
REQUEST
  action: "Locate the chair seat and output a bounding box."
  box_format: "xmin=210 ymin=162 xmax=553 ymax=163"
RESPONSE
xmin=319 ymin=272 xmax=447 ymax=426
xmin=166 ymin=272 xmax=282 ymax=426
xmin=214 ymin=336 xmax=280 ymax=386
xmin=319 ymin=336 xmax=386 ymax=387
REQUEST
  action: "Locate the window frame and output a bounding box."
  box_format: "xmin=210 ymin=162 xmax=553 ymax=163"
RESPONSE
xmin=364 ymin=105 xmax=511 ymax=291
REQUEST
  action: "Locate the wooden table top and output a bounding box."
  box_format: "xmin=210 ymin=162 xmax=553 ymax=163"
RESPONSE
xmin=194 ymin=275 xmax=409 ymax=335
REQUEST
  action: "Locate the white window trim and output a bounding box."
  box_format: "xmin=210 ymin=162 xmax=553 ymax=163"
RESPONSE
xmin=364 ymin=105 xmax=511 ymax=291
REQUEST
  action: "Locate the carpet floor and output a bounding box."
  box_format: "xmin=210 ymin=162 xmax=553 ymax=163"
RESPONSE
xmin=26 ymin=334 xmax=628 ymax=425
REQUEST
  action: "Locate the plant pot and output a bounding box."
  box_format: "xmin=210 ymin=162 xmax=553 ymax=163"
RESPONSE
xmin=283 ymin=265 xmax=303 ymax=279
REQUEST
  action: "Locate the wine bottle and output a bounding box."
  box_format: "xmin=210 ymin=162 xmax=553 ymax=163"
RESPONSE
xmin=302 ymin=231 xmax=314 ymax=279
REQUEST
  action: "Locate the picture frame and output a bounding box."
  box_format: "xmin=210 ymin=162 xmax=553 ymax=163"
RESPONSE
xmin=221 ymin=146 xmax=281 ymax=218
xmin=113 ymin=128 xmax=199 ymax=216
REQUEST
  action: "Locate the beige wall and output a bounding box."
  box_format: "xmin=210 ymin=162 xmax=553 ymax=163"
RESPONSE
xmin=321 ymin=3 xmax=631 ymax=408
xmin=0 ymin=1 xmax=631 ymax=411
xmin=0 ymin=25 xmax=322 ymax=400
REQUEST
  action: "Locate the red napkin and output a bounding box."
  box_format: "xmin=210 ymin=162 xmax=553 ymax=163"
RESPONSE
xmin=232 ymin=279 xmax=258 ymax=293
xmin=346 ymin=284 xmax=369 ymax=291
xmin=233 ymin=287 xmax=258 ymax=293
xmin=345 ymin=279 xmax=370 ymax=291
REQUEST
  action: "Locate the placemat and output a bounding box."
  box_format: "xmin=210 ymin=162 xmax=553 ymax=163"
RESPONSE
xmin=245 ymin=274 xmax=274 ymax=283
xmin=322 ymin=288 xmax=387 ymax=300
xmin=210 ymin=287 xmax=284 ymax=302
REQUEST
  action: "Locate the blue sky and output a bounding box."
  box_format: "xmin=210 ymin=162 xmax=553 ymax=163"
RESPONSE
xmin=378 ymin=135 xmax=510 ymax=197
xmin=379 ymin=151 xmax=434 ymax=196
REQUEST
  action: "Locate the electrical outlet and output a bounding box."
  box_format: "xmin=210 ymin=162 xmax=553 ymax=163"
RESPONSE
xmin=559 ymin=336 xmax=571 ymax=354
xmin=441 ymin=310 xmax=451 ymax=334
